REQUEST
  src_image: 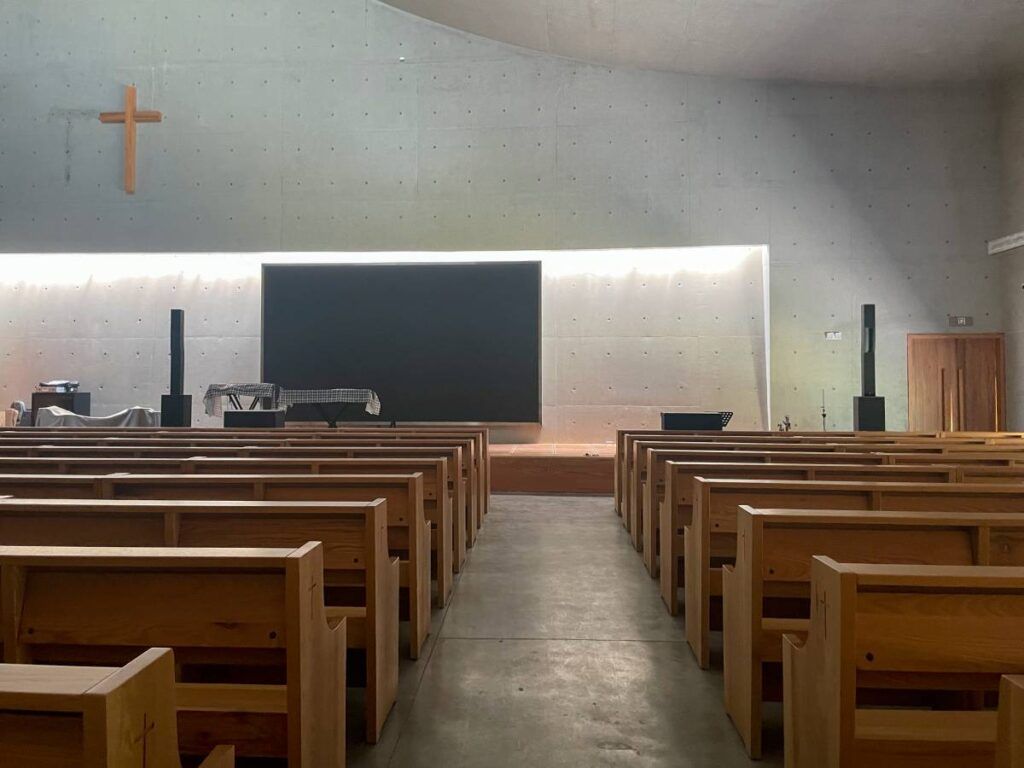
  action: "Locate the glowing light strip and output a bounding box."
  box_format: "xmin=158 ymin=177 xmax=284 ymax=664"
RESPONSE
xmin=0 ymin=246 xmax=764 ymax=285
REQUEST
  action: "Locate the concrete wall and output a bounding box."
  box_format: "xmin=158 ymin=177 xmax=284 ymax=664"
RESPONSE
xmin=0 ymin=249 xmax=768 ymax=440
xmin=1001 ymin=76 xmax=1024 ymax=235
xmin=0 ymin=0 xmax=1005 ymax=433
xmin=999 ymin=77 xmax=1024 ymax=428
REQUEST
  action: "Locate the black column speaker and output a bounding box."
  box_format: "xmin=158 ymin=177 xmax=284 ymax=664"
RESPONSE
xmin=861 ymin=303 xmax=876 ymax=397
xmin=170 ymin=308 xmax=184 ymax=395
xmin=853 ymin=303 xmax=885 ymax=431
xmin=161 ymin=308 xmax=192 ymax=426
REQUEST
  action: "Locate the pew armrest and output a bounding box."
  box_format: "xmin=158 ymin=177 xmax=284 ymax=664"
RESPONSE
xmin=198 ymin=745 xmax=236 ymax=768
xmin=762 ymin=618 xmax=811 ymax=634
xmin=326 ymin=606 xmax=367 ymax=621
xmin=326 ymin=606 xmax=367 ymax=648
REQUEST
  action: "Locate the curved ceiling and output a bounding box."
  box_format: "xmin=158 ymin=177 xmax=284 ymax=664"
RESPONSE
xmin=382 ymin=0 xmax=1024 ymax=83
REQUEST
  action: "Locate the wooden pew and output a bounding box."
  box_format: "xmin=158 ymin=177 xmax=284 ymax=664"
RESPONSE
xmin=233 ymin=428 xmax=487 ymax=529
xmin=641 ymin=448 xmax=885 ymax=567
xmin=648 ymin=461 xmax=957 ymax=580
xmin=0 ymin=648 xmax=234 ymax=768
xmin=0 ymin=497 xmax=397 ymax=743
xmin=230 ymin=443 xmax=472 ymax=568
xmin=0 ymin=425 xmax=491 ymax=522
xmin=0 ymin=443 xmax=470 ymax=574
xmin=320 ymin=427 xmax=490 ymax=524
xmin=656 ymin=465 xmax=958 ymax=615
xmin=624 ymin=437 xmax=1000 ymax=541
xmin=641 ymin=447 xmax=1023 ymax=572
xmin=198 ymin=455 xmax=460 ymax=580
xmin=0 ymin=472 xmax=437 ymax=658
xmin=722 ymin=506 xmax=1024 ymax=758
xmin=0 ymin=543 xmax=346 ymax=767
xmin=783 ymin=558 xmax=1024 ymax=768
xmin=0 ymin=455 xmax=446 ymax=503
xmin=626 ymin=434 xmax=1024 ymax=540
xmin=0 ymin=454 xmax=454 ymax=615
xmin=623 ymin=431 xmax=1023 ymax=526
xmin=685 ymin=479 xmax=1024 ymax=668
xmin=0 ymin=454 xmax=457 ymax=582
xmin=613 ymin=429 xmax=948 ymax=512
xmin=617 ymin=429 xmax=948 ymax=513
xmin=0 ymin=454 xmax=454 ymax=579
xmin=0 ymin=435 xmax=481 ymax=551
xmin=1000 ymin=676 xmax=1024 ymax=768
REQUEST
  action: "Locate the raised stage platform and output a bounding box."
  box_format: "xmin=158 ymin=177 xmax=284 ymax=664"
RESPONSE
xmin=490 ymin=443 xmax=614 ymax=494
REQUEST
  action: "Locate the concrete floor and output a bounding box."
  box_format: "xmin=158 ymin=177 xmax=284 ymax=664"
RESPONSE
xmin=349 ymin=494 xmax=781 ymax=767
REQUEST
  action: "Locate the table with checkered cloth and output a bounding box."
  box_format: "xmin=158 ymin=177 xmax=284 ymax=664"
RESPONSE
xmin=279 ymin=388 xmax=381 ymax=416
xmin=203 ymin=383 xmax=280 ymax=417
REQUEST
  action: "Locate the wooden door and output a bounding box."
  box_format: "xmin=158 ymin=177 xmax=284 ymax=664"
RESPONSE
xmin=907 ymin=333 xmax=1005 ymax=431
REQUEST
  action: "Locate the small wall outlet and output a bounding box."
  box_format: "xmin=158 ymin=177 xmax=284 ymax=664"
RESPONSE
xmin=824 ymin=331 xmax=842 ymax=341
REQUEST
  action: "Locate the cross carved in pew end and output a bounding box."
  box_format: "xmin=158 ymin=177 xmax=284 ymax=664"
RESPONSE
xmin=132 ymin=711 xmax=156 ymax=766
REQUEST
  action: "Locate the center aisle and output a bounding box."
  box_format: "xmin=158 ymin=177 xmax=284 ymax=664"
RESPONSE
xmin=351 ymin=494 xmax=774 ymax=767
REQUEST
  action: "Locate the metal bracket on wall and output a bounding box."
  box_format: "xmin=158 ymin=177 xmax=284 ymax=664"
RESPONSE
xmin=988 ymin=231 xmax=1024 ymax=255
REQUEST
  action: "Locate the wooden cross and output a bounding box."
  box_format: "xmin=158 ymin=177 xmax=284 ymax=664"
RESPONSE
xmin=99 ymin=84 xmax=162 ymax=194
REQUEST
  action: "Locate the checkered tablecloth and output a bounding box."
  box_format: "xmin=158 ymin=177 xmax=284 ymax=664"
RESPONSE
xmin=204 ymin=384 xmax=381 ymax=417
xmin=203 ymin=383 xmax=280 ymax=417
xmin=279 ymin=388 xmax=381 ymax=416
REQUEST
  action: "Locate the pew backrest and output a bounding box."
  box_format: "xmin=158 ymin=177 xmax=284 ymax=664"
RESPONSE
xmin=0 ymin=496 xmax=389 ymax=585
xmin=668 ymin=461 xmax=957 ymax=521
xmin=696 ymin=478 xmax=1024 ymax=536
xmin=0 ymin=456 xmax=448 ymax=504
xmin=0 ymin=471 xmax=422 ymax=526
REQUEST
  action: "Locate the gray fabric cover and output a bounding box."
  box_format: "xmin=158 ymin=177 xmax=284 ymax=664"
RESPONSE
xmin=35 ymin=405 xmax=160 ymax=427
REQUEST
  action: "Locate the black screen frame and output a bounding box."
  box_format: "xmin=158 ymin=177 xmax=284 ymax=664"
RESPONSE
xmin=259 ymin=260 xmax=542 ymax=424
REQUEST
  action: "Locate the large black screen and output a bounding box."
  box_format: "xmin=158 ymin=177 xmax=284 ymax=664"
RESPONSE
xmin=261 ymin=262 xmax=541 ymax=422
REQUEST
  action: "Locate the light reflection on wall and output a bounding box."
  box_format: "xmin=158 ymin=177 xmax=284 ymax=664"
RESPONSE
xmin=0 ymin=247 xmax=770 ymax=440
xmin=0 ymin=246 xmax=762 ymax=285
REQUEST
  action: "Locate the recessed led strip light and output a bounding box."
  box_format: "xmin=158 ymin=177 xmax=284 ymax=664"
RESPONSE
xmin=0 ymin=246 xmax=765 ymax=286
